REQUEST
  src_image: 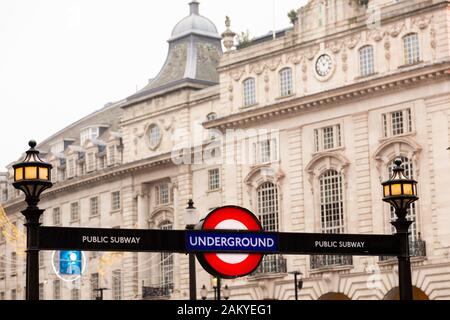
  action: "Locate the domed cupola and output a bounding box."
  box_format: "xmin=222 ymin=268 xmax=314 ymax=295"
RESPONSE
xmin=126 ymin=1 xmax=223 ymax=103
xmin=170 ymin=1 xmax=221 ymax=41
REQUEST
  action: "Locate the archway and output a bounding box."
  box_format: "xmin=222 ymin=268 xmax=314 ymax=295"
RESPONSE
xmin=383 ymin=287 xmax=429 ymax=300
xmin=318 ymin=292 xmax=351 ymax=300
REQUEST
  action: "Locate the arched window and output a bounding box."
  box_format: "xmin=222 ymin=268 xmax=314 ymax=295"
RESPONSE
xmin=257 ymin=182 xmax=279 ymax=232
xmin=159 ymin=220 xmax=174 ymax=294
xmin=388 ymin=157 xmax=418 ymax=242
xmin=317 ymin=170 xmax=347 ymax=267
xmin=359 ymin=45 xmax=375 ymax=77
xmin=243 ymin=78 xmax=256 ymax=107
xmin=279 ymin=68 xmax=293 ymax=97
xmin=319 ymin=170 xmax=345 ymax=234
xmin=257 ymin=182 xmax=283 ymax=273
xmin=403 ymin=33 xmax=420 ymax=65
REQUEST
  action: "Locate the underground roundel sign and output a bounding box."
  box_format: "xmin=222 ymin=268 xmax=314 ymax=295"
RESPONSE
xmin=191 ymin=206 xmax=271 ymax=279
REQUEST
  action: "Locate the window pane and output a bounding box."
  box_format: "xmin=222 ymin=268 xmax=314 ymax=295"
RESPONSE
xmin=90 ymin=197 xmax=99 ymax=217
xmin=391 ymin=111 xmax=404 ymax=136
xmin=323 ymin=126 xmax=335 ymax=150
xmin=208 ymin=169 xmax=220 ymax=191
xmin=257 ymin=182 xmax=279 ymax=232
xmin=160 ymin=221 xmax=174 ymax=294
xmin=359 ymin=46 xmax=375 ymax=76
xmin=243 ymin=78 xmax=256 ymax=107
xmin=112 ymin=191 xmax=121 ymax=211
xmin=320 ymin=170 xmax=345 ymax=234
xmin=404 ymin=34 xmax=420 ymax=65
xmin=149 ymin=125 xmax=161 ymax=147
xmin=70 ymin=202 xmax=80 ymax=222
xmin=280 ymin=68 xmax=293 ymax=97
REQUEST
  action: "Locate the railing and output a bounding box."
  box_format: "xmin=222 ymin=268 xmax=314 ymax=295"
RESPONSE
xmin=379 ymin=240 xmax=427 ymax=262
xmin=252 ymin=255 xmax=287 ymax=275
xmin=142 ymin=283 xmax=174 ymax=299
xmin=310 ymin=255 xmax=353 ymax=270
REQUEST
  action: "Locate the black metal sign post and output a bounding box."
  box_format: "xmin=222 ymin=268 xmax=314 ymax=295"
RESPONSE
xmin=38 ymin=227 xmax=401 ymax=257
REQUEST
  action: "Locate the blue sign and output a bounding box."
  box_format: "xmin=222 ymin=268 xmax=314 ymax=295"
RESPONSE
xmin=187 ymin=231 xmax=278 ymax=253
xmin=59 ymin=251 xmax=82 ymax=275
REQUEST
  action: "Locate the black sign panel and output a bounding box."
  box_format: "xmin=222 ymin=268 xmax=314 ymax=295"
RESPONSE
xmin=39 ymin=227 xmax=400 ymax=256
xmin=278 ymin=232 xmax=400 ymax=256
xmin=38 ymin=227 xmax=186 ymax=253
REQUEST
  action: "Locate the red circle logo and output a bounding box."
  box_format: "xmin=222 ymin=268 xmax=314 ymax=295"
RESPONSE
xmin=196 ymin=206 xmax=263 ymax=279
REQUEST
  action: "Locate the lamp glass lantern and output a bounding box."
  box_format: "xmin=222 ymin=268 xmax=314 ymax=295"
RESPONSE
xmin=382 ymin=158 xmax=418 ymax=216
xmin=13 ymin=141 xmax=53 ymax=204
xmin=185 ymin=199 xmax=198 ymax=228
xmin=200 ymin=285 xmax=208 ymax=300
xmin=223 ymin=285 xmax=230 ymax=300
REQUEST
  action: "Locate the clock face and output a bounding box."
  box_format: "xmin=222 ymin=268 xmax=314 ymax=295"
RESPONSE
xmin=315 ymin=54 xmax=333 ymax=77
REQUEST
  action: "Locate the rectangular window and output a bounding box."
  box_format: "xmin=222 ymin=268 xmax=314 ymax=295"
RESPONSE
xmin=383 ymin=109 xmax=413 ymax=138
xmin=314 ymin=124 xmax=342 ymax=152
xmin=404 ymin=34 xmax=420 ymax=65
xmin=70 ymin=202 xmax=80 ymax=222
xmin=71 ymin=288 xmax=80 ymax=300
xmin=91 ymin=273 xmax=99 ymax=300
xmin=111 ymin=191 xmax=121 ymax=211
xmin=243 ymin=78 xmax=256 ymax=107
xmin=155 ymin=184 xmax=170 ymax=206
xmin=280 ymin=68 xmax=293 ymax=97
xmin=11 ymin=289 xmax=16 ymax=300
xmin=108 ymin=145 xmax=116 ymax=166
xmin=53 ymin=207 xmax=61 ymax=226
xmin=86 ymin=152 xmax=96 ymax=172
xmin=39 ymin=283 xmax=44 ymax=300
xmin=39 ymin=251 xmax=45 ymax=268
xmin=257 ymin=139 xmax=278 ymax=164
xmin=208 ymin=169 xmax=220 ymax=191
xmin=0 ymin=257 xmax=5 ymax=279
xmin=53 ymin=280 xmax=61 ymax=300
xmin=67 ymin=158 xmax=75 ymax=178
xmin=11 ymin=252 xmax=17 ymax=275
xmin=112 ymin=269 xmax=122 ymax=300
xmin=80 ymin=127 xmax=100 ymax=146
xmin=359 ymin=46 xmax=375 ymax=77
xmin=90 ymin=197 xmax=99 ymax=217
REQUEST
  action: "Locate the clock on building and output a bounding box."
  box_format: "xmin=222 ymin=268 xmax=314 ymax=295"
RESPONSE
xmin=315 ymin=54 xmax=334 ymax=79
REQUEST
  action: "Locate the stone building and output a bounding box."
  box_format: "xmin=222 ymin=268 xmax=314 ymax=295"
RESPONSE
xmin=1 ymin=0 xmax=450 ymax=300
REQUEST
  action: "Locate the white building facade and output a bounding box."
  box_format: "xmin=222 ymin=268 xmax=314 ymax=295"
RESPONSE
xmin=1 ymin=0 xmax=450 ymax=300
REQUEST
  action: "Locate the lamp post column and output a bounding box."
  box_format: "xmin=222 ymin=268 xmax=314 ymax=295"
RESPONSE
xmin=187 ymin=225 xmax=197 ymax=301
xmin=294 ymin=272 xmax=298 ymax=301
xmin=185 ymin=200 xmax=198 ymax=301
xmin=217 ymin=277 xmax=221 ymax=301
xmin=392 ymin=213 xmax=413 ymax=301
xmin=23 ymin=206 xmax=43 ymax=301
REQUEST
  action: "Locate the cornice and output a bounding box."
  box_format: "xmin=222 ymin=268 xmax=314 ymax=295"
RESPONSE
xmin=205 ymin=62 xmax=450 ymax=130
xmin=3 ymin=153 xmax=175 ymax=212
xmin=218 ymin=1 xmax=448 ymax=73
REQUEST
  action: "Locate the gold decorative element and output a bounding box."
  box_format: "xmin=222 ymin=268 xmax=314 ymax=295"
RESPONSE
xmin=0 ymin=205 xmax=26 ymax=257
xmin=98 ymin=252 xmax=124 ymax=278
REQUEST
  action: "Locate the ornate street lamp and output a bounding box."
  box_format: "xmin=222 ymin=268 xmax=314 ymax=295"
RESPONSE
xmin=13 ymin=141 xmax=53 ymax=300
xmin=289 ymin=271 xmax=303 ymax=300
xmin=223 ymin=285 xmax=230 ymax=301
xmin=382 ymin=158 xmax=419 ymax=301
xmin=185 ymin=199 xmax=198 ymax=301
xmin=211 ymin=276 xmax=222 ymax=300
xmin=200 ymin=285 xmax=208 ymax=300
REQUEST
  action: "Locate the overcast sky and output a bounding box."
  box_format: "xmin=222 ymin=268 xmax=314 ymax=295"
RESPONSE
xmin=0 ymin=0 xmax=308 ymax=170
